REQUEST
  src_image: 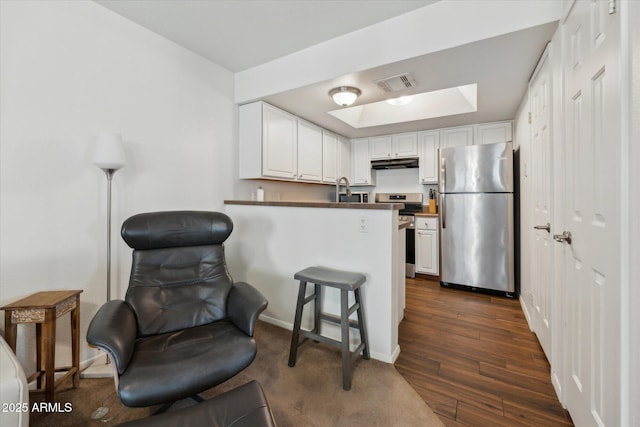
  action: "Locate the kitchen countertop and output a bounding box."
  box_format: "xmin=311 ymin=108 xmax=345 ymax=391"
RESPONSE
xmin=415 ymin=212 xmax=439 ymax=218
xmin=398 ymin=220 xmax=412 ymax=230
xmin=224 ymin=200 xmax=403 ymax=210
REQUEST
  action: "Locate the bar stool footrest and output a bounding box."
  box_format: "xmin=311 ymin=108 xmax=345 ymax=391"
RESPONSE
xmin=299 ymin=330 xmax=341 ymax=348
xmin=319 ymin=312 xmax=361 ymax=329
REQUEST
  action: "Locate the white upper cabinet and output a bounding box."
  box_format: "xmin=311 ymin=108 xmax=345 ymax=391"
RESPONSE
xmin=418 ymin=130 xmax=440 ymax=184
xmin=338 ymin=136 xmax=351 ymax=181
xmin=370 ymin=133 xmax=418 ymax=159
xmin=352 ymin=138 xmax=374 ymax=186
xmin=322 ymin=130 xmax=339 ymax=183
xmin=262 ymin=104 xmax=297 ymax=178
xmin=239 ymin=101 xmax=350 ymax=184
xmin=392 ymin=132 xmax=418 ymax=157
xmin=441 ymin=126 xmax=474 ymax=149
xmin=239 ymin=102 xmax=297 ymax=179
xmin=475 ymin=121 xmax=513 ymax=144
xmin=369 ymin=135 xmax=393 ymax=159
xmin=297 ymin=119 xmax=323 ymax=182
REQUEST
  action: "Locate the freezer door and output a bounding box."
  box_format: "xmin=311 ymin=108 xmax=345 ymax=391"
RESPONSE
xmin=439 ymin=142 xmax=513 ymax=194
xmin=440 ymin=193 xmax=514 ymax=292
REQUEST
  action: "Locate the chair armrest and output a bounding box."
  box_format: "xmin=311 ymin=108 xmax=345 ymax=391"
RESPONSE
xmin=86 ymin=300 xmax=137 ymax=375
xmin=227 ymin=282 xmax=268 ymax=336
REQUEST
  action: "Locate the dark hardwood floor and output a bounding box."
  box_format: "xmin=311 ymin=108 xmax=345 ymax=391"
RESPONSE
xmin=395 ymin=276 xmax=574 ymax=426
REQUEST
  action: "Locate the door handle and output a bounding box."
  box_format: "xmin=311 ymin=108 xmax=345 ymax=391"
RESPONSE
xmin=553 ymin=231 xmax=572 ymax=245
xmin=439 ymin=157 xmax=446 ymax=194
xmin=534 ymin=223 xmax=551 ymax=233
xmin=441 ymin=194 xmax=446 ymax=229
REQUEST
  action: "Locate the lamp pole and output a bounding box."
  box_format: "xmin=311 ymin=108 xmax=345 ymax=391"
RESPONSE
xmin=83 ymin=132 xmax=125 ymax=381
xmin=104 ymin=168 xmax=116 ymax=302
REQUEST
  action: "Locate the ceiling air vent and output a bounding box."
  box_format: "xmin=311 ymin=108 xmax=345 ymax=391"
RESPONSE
xmin=374 ymin=73 xmax=417 ymax=93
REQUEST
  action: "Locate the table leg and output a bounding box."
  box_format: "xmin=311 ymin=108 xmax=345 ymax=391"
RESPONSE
xmin=71 ymin=297 xmax=80 ymax=388
xmin=43 ymin=309 xmax=56 ymax=402
xmin=4 ymin=311 xmax=17 ymax=353
xmin=36 ymin=323 xmax=42 ymax=388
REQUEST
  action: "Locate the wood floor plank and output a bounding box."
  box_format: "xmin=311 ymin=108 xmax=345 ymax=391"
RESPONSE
xmin=503 ymin=399 xmax=574 ymax=426
xmin=456 ymin=401 xmax=526 ymax=427
xmin=395 ymin=277 xmax=574 ymax=426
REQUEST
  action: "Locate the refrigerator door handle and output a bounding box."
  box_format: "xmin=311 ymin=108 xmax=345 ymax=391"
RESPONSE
xmin=439 ymin=157 xmax=446 ymax=194
xmin=441 ymin=194 xmax=446 ymax=228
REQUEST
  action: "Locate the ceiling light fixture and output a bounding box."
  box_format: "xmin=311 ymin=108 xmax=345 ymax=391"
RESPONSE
xmin=329 ymin=86 xmax=361 ymax=107
xmin=386 ymin=95 xmax=414 ymax=106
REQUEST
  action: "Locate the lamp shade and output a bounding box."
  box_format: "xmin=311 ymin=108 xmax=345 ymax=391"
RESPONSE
xmin=93 ymin=133 xmax=126 ymax=170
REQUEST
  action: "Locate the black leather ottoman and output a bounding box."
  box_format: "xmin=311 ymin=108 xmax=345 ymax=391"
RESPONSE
xmin=118 ymin=381 xmax=276 ymax=427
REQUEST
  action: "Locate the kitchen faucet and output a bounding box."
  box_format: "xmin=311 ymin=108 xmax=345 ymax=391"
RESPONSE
xmin=335 ymin=176 xmax=351 ymax=202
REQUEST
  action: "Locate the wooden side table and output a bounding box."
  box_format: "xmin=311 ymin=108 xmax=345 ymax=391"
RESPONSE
xmin=1 ymin=290 xmax=82 ymax=402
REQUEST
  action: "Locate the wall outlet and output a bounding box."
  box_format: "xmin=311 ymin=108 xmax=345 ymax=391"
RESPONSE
xmin=358 ymin=216 xmax=368 ymax=233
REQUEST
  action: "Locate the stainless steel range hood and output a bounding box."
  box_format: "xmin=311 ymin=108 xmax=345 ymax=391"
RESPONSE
xmin=371 ymin=157 xmax=419 ymax=169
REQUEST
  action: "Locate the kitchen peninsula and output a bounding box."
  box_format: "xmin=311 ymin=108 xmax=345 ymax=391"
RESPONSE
xmin=223 ymin=200 xmax=405 ymax=363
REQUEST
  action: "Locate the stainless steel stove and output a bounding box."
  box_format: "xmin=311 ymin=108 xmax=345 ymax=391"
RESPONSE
xmin=375 ymin=193 xmax=423 ymax=278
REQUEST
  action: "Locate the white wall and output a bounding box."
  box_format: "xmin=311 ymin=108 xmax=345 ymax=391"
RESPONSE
xmin=353 ymin=168 xmax=437 ymax=204
xmin=0 ymin=0 xmax=235 ymax=371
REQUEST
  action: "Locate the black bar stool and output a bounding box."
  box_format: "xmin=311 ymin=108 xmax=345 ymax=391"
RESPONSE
xmin=288 ymin=266 xmax=370 ymax=390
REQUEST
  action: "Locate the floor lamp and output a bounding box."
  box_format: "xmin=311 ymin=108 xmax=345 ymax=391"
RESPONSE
xmin=82 ymin=132 xmax=126 ymax=380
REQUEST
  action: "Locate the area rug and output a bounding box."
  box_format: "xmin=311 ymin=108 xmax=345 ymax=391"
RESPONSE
xmin=30 ymin=321 xmax=443 ymax=426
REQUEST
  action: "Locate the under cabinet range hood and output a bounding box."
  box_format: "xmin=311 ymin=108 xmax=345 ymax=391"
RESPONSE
xmin=371 ymin=157 xmax=419 ymax=169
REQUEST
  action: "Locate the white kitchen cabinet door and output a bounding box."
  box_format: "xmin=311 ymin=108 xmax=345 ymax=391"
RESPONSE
xmin=262 ymin=104 xmax=297 ymax=179
xmin=441 ymin=126 xmax=474 ymax=149
xmin=416 ymin=229 xmax=439 ymax=275
xmin=392 ymin=132 xmax=418 ymax=157
xmin=297 ymin=120 xmax=322 ymax=182
xmin=475 ymin=121 xmax=513 ymax=145
xmin=338 ymin=136 xmax=351 ymax=181
xmin=369 ymin=135 xmax=393 ymax=159
xmin=418 ymin=130 xmax=440 ymax=184
xmin=322 ymin=131 xmax=338 ymax=183
xmin=352 ymin=138 xmax=374 ymax=185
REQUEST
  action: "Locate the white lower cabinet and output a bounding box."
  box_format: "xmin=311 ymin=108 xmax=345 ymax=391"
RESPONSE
xmin=415 ymin=216 xmax=439 ymax=275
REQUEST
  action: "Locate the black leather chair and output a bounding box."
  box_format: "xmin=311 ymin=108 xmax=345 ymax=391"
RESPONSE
xmin=87 ymin=211 xmax=268 ymax=408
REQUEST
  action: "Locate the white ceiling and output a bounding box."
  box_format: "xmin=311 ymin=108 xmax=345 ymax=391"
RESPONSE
xmin=95 ymin=0 xmax=558 ymax=138
xmin=265 ymin=22 xmax=558 ymax=138
xmin=96 ymin=0 xmax=436 ymax=72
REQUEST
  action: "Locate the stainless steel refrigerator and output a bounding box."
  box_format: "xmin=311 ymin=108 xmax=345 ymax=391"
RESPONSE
xmin=439 ymin=141 xmax=515 ymax=294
